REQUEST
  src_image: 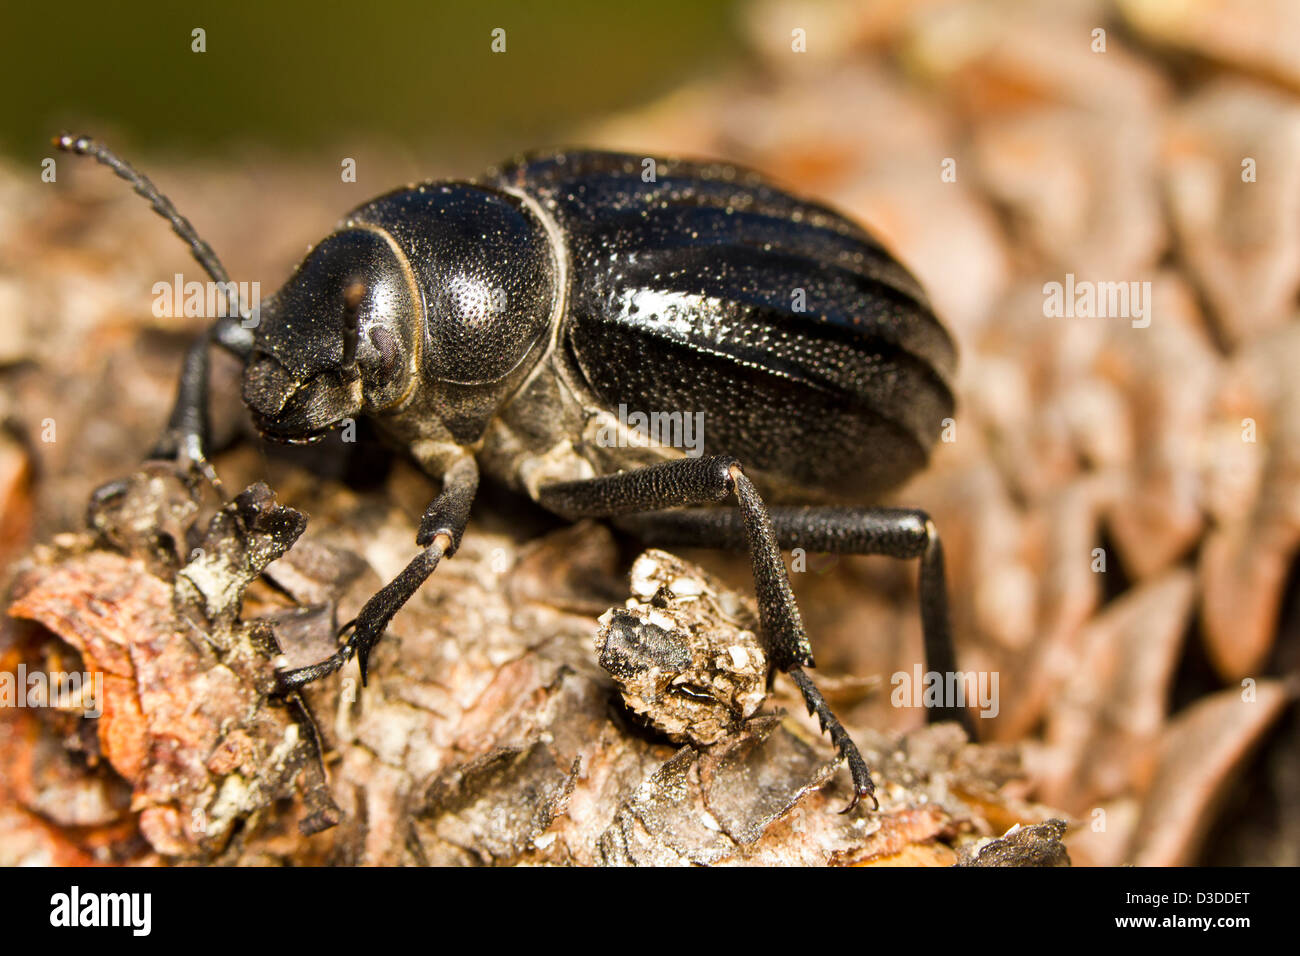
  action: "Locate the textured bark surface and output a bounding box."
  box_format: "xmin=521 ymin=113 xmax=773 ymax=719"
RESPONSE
xmin=3 ymin=464 xmax=1063 ymax=865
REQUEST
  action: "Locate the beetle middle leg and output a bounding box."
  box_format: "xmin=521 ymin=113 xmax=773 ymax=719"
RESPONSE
xmin=537 ymin=455 xmax=882 ymax=810
xmin=275 ymin=455 xmax=479 ymax=692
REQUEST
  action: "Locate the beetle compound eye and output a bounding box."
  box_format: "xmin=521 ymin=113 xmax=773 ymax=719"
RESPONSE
xmin=367 ymin=326 xmax=403 ymax=383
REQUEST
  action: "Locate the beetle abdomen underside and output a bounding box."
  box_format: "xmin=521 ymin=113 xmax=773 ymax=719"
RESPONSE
xmin=494 ymin=152 xmax=956 ymax=500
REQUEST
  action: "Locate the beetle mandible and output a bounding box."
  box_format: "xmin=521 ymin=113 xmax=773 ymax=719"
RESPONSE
xmin=57 ymin=134 xmax=975 ymax=811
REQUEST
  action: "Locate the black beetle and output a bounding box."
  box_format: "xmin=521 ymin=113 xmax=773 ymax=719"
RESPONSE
xmin=58 ymin=135 xmax=974 ymax=811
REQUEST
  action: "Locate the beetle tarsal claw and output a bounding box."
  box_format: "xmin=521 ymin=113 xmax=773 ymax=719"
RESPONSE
xmin=147 ymin=428 xmax=229 ymax=500
xmin=334 ymin=613 xmax=384 ymax=687
xmin=840 ymin=787 xmax=880 ymax=815
xmin=184 ymin=443 xmax=227 ymax=500
xmin=787 ymin=666 xmax=878 ymax=813
xmin=348 ymin=624 xmax=377 ymax=687
xmin=275 ymin=646 xmax=353 ymax=694
xmin=840 ymin=758 xmax=880 ymax=814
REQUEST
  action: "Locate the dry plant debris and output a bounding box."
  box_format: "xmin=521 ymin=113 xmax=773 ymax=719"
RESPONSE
xmin=2 ymin=466 xmax=1061 ymax=865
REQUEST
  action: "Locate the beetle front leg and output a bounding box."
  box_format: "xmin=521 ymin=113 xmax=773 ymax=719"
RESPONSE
xmin=539 ymin=456 xmax=877 ymax=811
xmin=148 ymin=315 xmax=254 ymax=491
xmin=89 ymin=315 xmax=253 ymax=519
xmin=276 ymin=455 xmax=479 ymax=692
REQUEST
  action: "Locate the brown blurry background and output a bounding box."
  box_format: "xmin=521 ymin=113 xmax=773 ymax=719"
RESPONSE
xmin=1 ymin=0 xmax=1297 ymax=865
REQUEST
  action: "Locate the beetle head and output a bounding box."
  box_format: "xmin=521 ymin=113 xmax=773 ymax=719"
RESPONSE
xmin=243 ymin=228 xmax=421 ymax=443
xmin=55 ymin=134 xmax=550 ymax=450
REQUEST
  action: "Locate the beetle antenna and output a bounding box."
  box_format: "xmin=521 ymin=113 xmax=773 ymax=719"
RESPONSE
xmin=54 ymin=133 xmax=242 ymax=319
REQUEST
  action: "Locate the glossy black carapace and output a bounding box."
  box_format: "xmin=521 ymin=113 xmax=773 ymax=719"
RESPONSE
xmin=59 ymin=136 xmax=972 ymax=812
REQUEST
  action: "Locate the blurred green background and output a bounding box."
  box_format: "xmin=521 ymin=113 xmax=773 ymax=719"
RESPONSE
xmin=0 ymin=0 xmax=744 ymax=162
